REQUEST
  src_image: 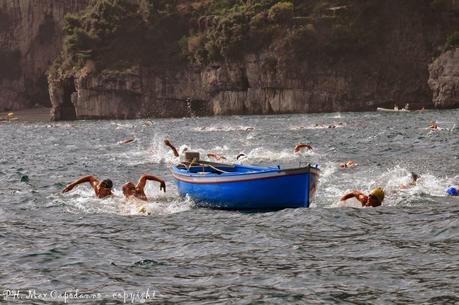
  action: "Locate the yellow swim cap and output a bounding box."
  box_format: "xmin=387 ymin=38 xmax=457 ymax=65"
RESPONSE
xmin=138 ymin=207 xmax=146 ymax=214
xmin=7 ymin=112 xmax=14 ymax=117
xmin=369 ymin=188 xmax=385 ymax=203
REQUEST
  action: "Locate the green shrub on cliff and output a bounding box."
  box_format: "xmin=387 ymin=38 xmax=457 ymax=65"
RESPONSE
xmin=52 ymin=0 xmax=443 ymax=75
xmin=268 ymin=1 xmax=293 ymax=23
xmin=52 ymin=0 xmax=186 ymax=76
xmin=445 ymin=31 xmax=459 ymax=50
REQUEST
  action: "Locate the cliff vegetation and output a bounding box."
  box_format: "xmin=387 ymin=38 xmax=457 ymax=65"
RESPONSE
xmin=52 ymin=0 xmax=454 ymax=76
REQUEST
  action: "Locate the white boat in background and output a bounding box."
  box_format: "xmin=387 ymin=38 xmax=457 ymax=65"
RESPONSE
xmin=377 ymin=107 xmax=411 ymax=112
xmin=377 ymin=103 xmax=414 ymax=112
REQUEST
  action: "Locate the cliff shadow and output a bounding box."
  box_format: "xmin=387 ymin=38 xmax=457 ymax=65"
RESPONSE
xmin=61 ymin=78 xmax=77 ymax=120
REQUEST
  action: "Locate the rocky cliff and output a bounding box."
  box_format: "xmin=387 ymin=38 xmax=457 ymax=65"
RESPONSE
xmin=429 ymin=48 xmax=459 ymax=108
xmin=48 ymin=0 xmax=459 ymax=120
xmin=2 ymin=0 xmax=459 ymax=119
xmin=0 ymin=0 xmax=89 ymax=111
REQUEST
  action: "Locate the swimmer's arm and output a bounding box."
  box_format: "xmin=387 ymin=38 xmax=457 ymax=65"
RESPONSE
xmin=137 ymin=174 xmax=166 ymax=192
xmin=294 ymin=144 xmax=312 ymax=153
xmin=207 ymin=153 xmax=226 ymax=160
xmin=164 ymin=139 xmax=179 ymax=157
xmin=63 ymin=176 xmax=99 ymax=193
xmin=340 ymin=191 xmax=367 ymax=205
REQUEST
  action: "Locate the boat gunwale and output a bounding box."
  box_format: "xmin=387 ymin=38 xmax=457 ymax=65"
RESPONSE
xmin=170 ymin=164 xmax=320 ymax=184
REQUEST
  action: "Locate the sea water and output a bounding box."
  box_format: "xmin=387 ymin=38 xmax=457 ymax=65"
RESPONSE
xmin=0 ymin=110 xmax=458 ymax=304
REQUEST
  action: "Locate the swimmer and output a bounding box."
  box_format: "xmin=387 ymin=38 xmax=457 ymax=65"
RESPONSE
xmin=447 ymin=186 xmax=458 ymax=196
xmin=245 ymin=127 xmax=254 ymax=132
xmin=122 ymin=174 xmax=166 ymax=201
xmin=207 ymin=152 xmax=226 ymax=161
xmin=294 ymin=143 xmax=313 ymax=153
xmin=339 ymin=160 xmax=357 ymax=169
xmin=429 ymin=121 xmax=438 ymax=130
xmin=340 ymin=187 xmax=385 ymax=207
xmin=164 ymin=139 xmax=179 ymax=157
xmin=7 ymin=112 xmax=17 ymax=121
xmin=63 ymin=176 xmax=113 ymax=198
xmin=119 ymin=138 xmax=135 ymax=144
xmin=236 ymin=153 xmax=246 ymax=160
xmin=400 ymin=172 xmax=419 ymax=189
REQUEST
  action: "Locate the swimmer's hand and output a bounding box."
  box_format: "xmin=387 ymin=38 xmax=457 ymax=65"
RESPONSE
xmin=160 ymin=181 xmax=166 ymax=192
xmin=62 ymin=183 xmax=75 ymax=193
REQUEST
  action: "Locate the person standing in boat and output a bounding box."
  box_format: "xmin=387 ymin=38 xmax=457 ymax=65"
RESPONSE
xmin=122 ymin=174 xmax=166 ymax=201
xmin=63 ymin=176 xmax=113 ymax=198
xmin=340 ymin=187 xmax=385 ymax=207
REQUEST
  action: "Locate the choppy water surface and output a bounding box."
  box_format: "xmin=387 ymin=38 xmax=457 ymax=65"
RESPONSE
xmin=0 ymin=110 xmax=458 ymax=304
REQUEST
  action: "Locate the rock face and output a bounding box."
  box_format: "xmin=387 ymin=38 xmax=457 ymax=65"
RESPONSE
xmin=428 ymin=48 xmax=459 ymax=108
xmin=0 ymin=0 xmax=89 ymax=111
xmin=3 ymin=1 xmax=459 ymax=118
xmin=49 ymin=50 xmax=441 ymax=120
xmin=49 ymin=1 xmax=459 ymax=120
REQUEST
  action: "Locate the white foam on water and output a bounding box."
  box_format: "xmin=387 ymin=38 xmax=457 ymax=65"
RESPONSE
xmin=330 ymin=197 xmax=363 ymax=208
xmin=110 ymin=122 xmax=136 ymax=129
xmin=328 ymin=113 xmax=343 ymax=119
xmin=289 ymin=123 xmax=345 ymax=130
xmin=192 ymin=125 xmax=254 ymax=132
xmin=208 ymin=145 xmax=230 ymax=152
xmin=142 ymin=134 xmax=192 ymax=164
xmin=318 ymin=161 xmax=338 ymax=179
xmin=45 ymin=123 xmax=73 ymax=128
xmin=117 ymin=149 xmax=154 ymax=166
xmin=134 ymin=196 xmax=194 ymax=216
xmin=246 ymin=147 xmax=297 ymax=162
xmin=59 ymin=186 xmax=192 ymax=216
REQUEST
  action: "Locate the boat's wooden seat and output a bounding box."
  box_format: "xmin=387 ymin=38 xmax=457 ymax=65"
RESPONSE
xmin=176 ymin=161 xmax=232 ymax=174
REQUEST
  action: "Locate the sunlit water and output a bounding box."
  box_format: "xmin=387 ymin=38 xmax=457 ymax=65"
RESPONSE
xmin=0 ymin=110 xmax=458 ymax=304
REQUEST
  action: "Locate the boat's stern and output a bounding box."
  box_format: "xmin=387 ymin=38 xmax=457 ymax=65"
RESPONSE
xmin=308 ymin=166 xmax=320 ymax=203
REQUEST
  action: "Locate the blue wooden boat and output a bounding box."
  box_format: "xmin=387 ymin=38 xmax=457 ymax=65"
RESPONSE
xmin=170 ymin=153 xmax=320 ymax=210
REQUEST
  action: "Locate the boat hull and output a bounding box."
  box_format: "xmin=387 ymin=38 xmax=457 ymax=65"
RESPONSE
xmin=172 ymin=165 xmax=320 ymax=210
xmin=377 ymin=107 xmax=411 ymax=112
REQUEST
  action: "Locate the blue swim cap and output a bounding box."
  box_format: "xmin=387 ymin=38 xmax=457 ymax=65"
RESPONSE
xmin=447 ymin=187 xmax=458 ymax=196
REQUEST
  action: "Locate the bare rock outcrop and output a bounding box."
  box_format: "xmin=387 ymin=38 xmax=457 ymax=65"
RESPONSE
xmin=428 ymin=48 xmax=459 ymax=108
xmin=0 ymin=0 xmax=89 ymax=111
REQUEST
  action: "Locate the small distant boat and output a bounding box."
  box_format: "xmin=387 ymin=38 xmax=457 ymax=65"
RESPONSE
xmin=170 ymin=152 xmax=320 ymax=210
xmin=377 ymin=107 xmax=411 ymax=112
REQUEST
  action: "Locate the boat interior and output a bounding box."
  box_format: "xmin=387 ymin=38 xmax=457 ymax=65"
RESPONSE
xmin=176 ymin=161 xmax=240 ymax=174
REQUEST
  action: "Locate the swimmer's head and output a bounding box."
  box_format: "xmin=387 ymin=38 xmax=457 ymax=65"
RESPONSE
xmin=97 ymin=179 xmax=113 ymax=197
xmin=122 ymin=182 xmax=136 ymax=197
xmin=411 ymin=172 xmax=419 ymax=182
xmin=447 ymin=187 xmax=458 ymax=196
xmin=99 ymin=179 xmax=113 ymax=189
xmin=369 ymin=188 xmax=385 ymax=205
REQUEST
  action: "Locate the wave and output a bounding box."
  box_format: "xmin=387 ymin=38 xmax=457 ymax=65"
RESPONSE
xmin=192 ymin=125 xmax=255 ymax=132
xmin=56 ymin=187 xmax=192 ymax=216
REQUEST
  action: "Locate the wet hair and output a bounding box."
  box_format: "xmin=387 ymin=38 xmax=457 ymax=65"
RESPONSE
xmin=122 ymin=182 xmax=136 ymax=195
xmin=99 ymin=179 xmax=113 ymax=189
xmin=411 ymin=172 xmax=419 ymax=181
